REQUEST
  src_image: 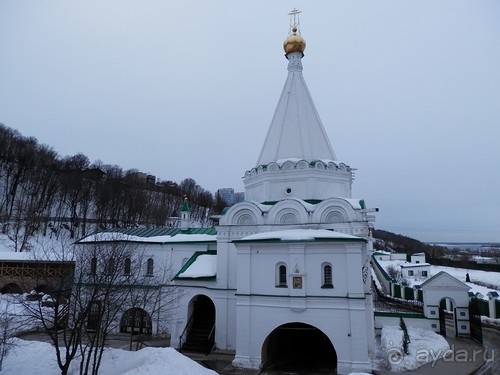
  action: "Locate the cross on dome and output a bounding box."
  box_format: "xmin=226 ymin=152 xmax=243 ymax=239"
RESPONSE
xmin=284 ymin=8 xmax=306 ymax=55
xmin=288 ymin=8 xmax=302 ymax=33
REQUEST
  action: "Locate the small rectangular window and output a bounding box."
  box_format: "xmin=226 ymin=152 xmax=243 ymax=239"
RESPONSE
xmin=430 ymin=310 xmax=436 ymax=315
xmin=422 ymin=271 xmax=428 ymax=277
xmin=90 ymin=257 xmax=97 ymax=275
xmin=146 ymin=258 xmax=154 ymax=276
xmin=124 ymin=258 xmax=131 ymax=275
xmin=408 ymin=270 xmax=414 ymax=276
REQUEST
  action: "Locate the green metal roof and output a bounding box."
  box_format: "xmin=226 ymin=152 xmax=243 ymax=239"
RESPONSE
xmin=89 ymin=227 xmax=216 ymax=237
xmin=260 ymin=199 xmax=323 ymax=206
xmin=76 ymin=227 xmax=217 ymax=244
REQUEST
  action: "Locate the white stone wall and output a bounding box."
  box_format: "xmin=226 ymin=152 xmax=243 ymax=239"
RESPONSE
xmin=410 ymin=254 xmax=426 ymax=263
xmin=401 ymin=264 xmax=430 ymax=278
xmin=232 ymin=296 xmax=373 ymax=374
xmin=244 ymin=167 xmax=353 ymax=202
xmin=232 ymin=239 xmax=373 ymax=374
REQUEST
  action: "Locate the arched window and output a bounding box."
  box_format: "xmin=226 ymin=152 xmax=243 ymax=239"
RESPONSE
xmin=105 ymin=257 xmax=115 ymax=275
xmin=87 ymin=301 xmax=101 ymax=331
xmin=276 ymin=263 xmax=287 ymax=287
xmin=90 ymin=257 xmax=97 ymax=275
xmin=124 ymin=258 xmax=131 ymax=275
xmin=322 ymin=263 xmax=333 ymax=288
xmin=146 ymin=258 xmax=154 ymax=276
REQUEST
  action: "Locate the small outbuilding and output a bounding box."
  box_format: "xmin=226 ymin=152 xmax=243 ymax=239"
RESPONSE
xmin=410 ymin=252 xmax=426 ymax=264
xmin=400 ymin=263 xmax=430 ymax=279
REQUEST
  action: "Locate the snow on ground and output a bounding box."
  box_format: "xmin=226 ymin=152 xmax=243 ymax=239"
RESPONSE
xmin=2 ymin=338 xmax=217 ymax=375
xmin=0 ymin=293 xmax=49 ymax=333
xmin=430 ymin=264 xmax=500 ymax=289
xmin=376 ymin=260 xmax=500 ymax=299
xmin=380 ymin=326 xmax=450 ymax=372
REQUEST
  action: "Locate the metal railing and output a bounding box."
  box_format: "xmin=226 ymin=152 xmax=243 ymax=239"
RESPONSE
xmin=178 ymin=313 xmax=194 ymax=352
xmin=208 ymin=323 xmax=216 ymax=352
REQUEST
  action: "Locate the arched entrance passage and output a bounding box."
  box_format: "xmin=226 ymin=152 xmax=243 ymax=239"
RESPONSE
xmin=120 ymin=308 xmax=152 ymax=335
xmin=35 ymin=284 xmax=52 ymax=294
xmin=439 ymin=297 xmax=456 ymax=337
xmin=261 ymin=322 xmax=337 ymax=374
xmin=0 ymin=283 xmax=23 ymax=294
xmin=182 ymin=295 xmax=215 ymax=353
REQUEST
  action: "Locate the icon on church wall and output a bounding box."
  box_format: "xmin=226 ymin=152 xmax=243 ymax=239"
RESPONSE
xmin=293 ymin=276 xmax=302 ymax=289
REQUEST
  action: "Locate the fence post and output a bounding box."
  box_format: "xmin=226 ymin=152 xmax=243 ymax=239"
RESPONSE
xmin=487 ymin=292 xmax=498 ymax=319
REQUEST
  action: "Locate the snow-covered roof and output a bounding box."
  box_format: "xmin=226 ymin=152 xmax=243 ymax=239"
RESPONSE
xmin=0 ymin=251 xmax=32 ymax=261
xmin=401 ymin=263 xmax=430 ymax=268
xmin=175 ymin=252 xmax=217 ymax=280
xmin=78 ymin=229 xmax=216 ymax=244
xmin=177 ymin=254 xmax=216 ymax=279
xmin=373 ymin=250 xmax=391 ymax=255
xmin=0 ymin=250 xmax=72 ymax=262
xmin=419 ymin=271 xmax=471 ymax=290
xmin=236 ymin=229 xmax=364 ymax=242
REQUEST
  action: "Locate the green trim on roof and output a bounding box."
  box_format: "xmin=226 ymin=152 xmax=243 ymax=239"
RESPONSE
xmin=260 ymin=199 xmax=323 ymax=206
xmin=373 ymin=251 xmax=389 ymax=256
xmin=173 ymin=250 xmax=217 ymax=281
xmin=75 ymin=227 xmax=217 ymax=244
xmin=261 ymin=201 xmax=277 ymax=206
xmin=359 ymin=199 xmax=366 ymax=209
xmin=304 ymin=199 xmax=322 ymax=205
xmin=233 ymin=237 xmax=365 ymax=244
xmin=221 ymin=207 xmax=230 ymax=215
xmin=374 ymin=311 xmax=426 ymax=319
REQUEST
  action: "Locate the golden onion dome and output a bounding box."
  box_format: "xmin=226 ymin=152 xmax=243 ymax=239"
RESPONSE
xmin=283 ymin=26 xmax=306 ymax=54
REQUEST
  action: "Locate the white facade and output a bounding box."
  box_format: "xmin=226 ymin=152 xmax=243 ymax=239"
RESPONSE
xmin=410 ymin=252 xmax=426 ymax=264
xmin=401 ymin=263 xmax=431 ymax=279
xmin=77 ymin=21 xmax=377 ymax=375
xmin=420 ymin=271 xmax=471 ymax=336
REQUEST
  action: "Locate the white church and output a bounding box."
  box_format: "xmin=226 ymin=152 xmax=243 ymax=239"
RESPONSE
xmin=79 ymin=12 xmax=377 ymax=375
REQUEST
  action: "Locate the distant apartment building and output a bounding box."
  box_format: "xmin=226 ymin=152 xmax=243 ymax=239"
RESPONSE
xmin=217 ymin=188 xmax=244 ymax=206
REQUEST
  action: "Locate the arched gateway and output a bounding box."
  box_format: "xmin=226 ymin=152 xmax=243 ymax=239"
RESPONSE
xmin=181 ymin=295 xmax=216 ymax=353
xmin=261 ymin=323 xmax=337 ymax=374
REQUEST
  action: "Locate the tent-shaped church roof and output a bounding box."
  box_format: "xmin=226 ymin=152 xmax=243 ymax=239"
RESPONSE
xmin=255 ymin=26 xmax=336 ymax=167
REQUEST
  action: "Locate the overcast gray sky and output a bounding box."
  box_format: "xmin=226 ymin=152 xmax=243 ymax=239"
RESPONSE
xmin=1 ymin=1 xmax=499 ymax=243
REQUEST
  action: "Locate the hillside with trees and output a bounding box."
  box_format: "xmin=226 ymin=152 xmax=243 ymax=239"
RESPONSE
xmin=0 ymin=123 xmax=215 ymax=251
xmin=373 ymin=229 xmax=445 ymax=259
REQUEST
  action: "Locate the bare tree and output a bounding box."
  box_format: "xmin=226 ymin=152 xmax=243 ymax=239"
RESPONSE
xmin=123 ymin=253 xmax=183 ymax=351
xmin=0 ymin=298 xmax=17 ymax=371
xmin=16 ymin=234 xmax=182 ymax=375
xmin=75 ymin=238 xmax=184 ymax=375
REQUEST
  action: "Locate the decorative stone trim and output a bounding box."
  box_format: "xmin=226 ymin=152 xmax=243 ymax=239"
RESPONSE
xmin=244 ymin=159 xmax=351 ymax=178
